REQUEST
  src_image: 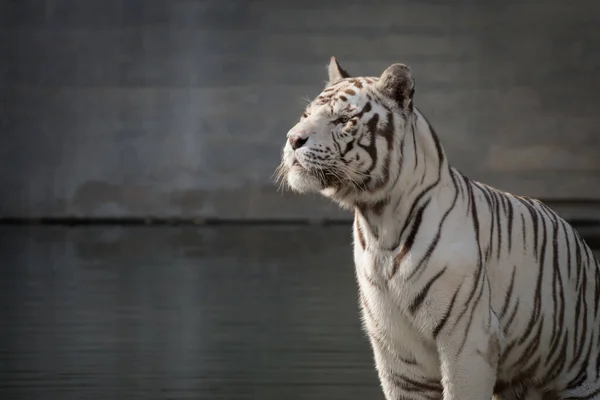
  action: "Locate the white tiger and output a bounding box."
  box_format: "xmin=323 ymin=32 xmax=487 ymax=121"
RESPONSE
xmin=275 ymin=56 xmax=600 ymax=400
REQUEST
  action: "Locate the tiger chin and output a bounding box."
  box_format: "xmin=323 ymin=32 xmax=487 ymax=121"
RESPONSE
xmin=276 ymin=56 xmax=600 ymax=400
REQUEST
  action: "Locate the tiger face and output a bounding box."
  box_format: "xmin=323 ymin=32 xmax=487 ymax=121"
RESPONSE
xmin=277 ymin=57 xmax=416 ymax=206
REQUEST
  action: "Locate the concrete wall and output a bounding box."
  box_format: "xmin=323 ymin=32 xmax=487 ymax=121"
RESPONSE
xmin=2 ymin=0 xmax=600 ymax=220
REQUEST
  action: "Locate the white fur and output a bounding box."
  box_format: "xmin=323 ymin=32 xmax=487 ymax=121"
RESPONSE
xmin=278 ymin=60 xmax=600 ymax=400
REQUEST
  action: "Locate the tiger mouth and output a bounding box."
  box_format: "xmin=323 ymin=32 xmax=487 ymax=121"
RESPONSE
xmin=288 ymin=155 xmax=348 ymax=187
xmin=307 ymin=166 xmax=343 ymax=187
xmin=291 ymin=158 xmax=315 ymax=174
xmin=288 ymin=159 xmax=362 ymax=192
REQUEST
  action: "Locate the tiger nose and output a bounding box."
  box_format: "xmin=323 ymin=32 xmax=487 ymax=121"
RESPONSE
xmin=289 ymin=135 xmax=308 ymax=150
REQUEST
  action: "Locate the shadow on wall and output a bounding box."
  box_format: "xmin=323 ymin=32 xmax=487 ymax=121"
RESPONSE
xmin=1 ymin=0 xmax=600 ymax=219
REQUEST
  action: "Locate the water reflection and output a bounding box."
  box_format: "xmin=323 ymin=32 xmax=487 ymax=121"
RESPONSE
xmin=4 ymin=226 xmax=595 ymax=399
xmin=0 ymin=226 xmax=380 ymax=399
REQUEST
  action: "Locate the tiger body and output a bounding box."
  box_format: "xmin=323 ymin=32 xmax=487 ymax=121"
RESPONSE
xmin=276 ymin=57 xmax=600 ymax=400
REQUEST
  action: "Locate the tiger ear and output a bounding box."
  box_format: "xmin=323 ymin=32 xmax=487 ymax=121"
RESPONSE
xmin=327 ymin=56 xmax=351 ymax=85
xmin=376 ymin=63 xmax=415 ymax=111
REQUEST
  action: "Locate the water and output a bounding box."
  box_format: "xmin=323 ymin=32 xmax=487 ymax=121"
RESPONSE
xmin=0 ymin=226 xmax=381 ymax=400
xmin=2 ymin=225 xmax=597 ymax=400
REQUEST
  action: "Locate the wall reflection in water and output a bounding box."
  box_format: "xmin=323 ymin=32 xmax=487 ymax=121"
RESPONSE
xmin=0 ymin=226 xmax=380 ymax=399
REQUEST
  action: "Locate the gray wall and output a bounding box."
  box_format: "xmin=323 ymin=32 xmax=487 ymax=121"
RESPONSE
xmin=2 ymin=0 xmax=600 ymax=220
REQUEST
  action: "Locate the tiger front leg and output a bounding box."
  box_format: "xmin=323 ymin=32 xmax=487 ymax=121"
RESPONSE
xmin=436 ymin=293 xmax=500 ymax=400
xmin=369 ymin=337 xmax=444 ymax=400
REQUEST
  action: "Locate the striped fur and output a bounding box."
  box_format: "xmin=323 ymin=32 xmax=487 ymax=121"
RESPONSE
xmin=276 ymin=57 xmax=600 ymax=400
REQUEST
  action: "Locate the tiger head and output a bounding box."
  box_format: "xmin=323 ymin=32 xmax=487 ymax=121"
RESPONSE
xmin=277 ymin=57 xmax=417 ymax=208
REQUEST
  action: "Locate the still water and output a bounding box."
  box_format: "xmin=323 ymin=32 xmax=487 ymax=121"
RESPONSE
xmin=0 ymin=226 xmax=381 ymax=400
xmin=2 ymin=226 xmax=597 ymax=400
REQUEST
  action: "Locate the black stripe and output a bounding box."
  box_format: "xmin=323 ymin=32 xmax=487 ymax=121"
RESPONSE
xmin=563 ymin=386 xmax=600 ymax=400
xmin=391 ymin=114 xmax=447 ymax=249
xmin=421 ymin=113 xmax=445 ymax=165
xmin=518 ymin=205 xmax=547 ymax=345
xmin=360 ymin=291 xmax=383 ymax=329
xmin=510 ymin=316 xmax=544 ymax=370
xmin=389 ymin=198 xmax=431 ymax=279
xmin=417 ymin=120 xmax=428 ymax=186
xmin=545 ymin=331 xmax=569 ymax=383
xmin=409 ymin=267 xmax=447 ymax=315
xmin=412 ymin=123 xmax=418 ymax=170
xmin=407 ymin=171 xmax=460 ymax=280
xmin=574 ymin=230 xmax=583 ymax=285
xmin=494 ymin=191 xmax=503 ymax=260
xmin=487 ymin=191 xmax=496 ymax=262
xmin=594 ymin=260 xmax=600 ymax=318
xmin=517 ymin=197 xmax=539 ymax=260
xmin=503 ymin=299 xmax=519 ymax=335
xmin=354 ymin=216 xmax=366 ymax=250
xmin=547 ymin=313 xmax=565 ymax=368
xmin=572 ymin=269 xmax=584 ymax=359
xmin=500 ymin=266 xmax=517 ymax=319
xmin=566 ymin=368 xmax=588 ymax=390
xmin=549 ymin=217 xmax=560 ymax=349
xmin=387 ymin=371 xmax=443 ymax=395
xmin=393 ymin=169 xmax=443 ymax=250
xmin=453 ymin=179 xmax=483 ymax=328
xmin=506 ymin=196 xmax=514 ymax=252
xmin=499 ymin=339 xmax=517 ymax=365
xmin=521 ymin=213 xmax=527 ymax=252
xmin=570 ymin=267 xmax=589 ymax=371
xmin=551 ymin=243 xmax=566 ymax=353
xmin=596 ymin=328 xmax=600 ymax=378
xmin=355 ymin=113 xmax=379 ymax=178
xmin=567 ymin=333 xmax=594 ymax=390
xmin=473 ymin=184 xmax=494 ymax=261
xmin=454 ymin=169 xmax=465 ymax=200
xmin=433 ymin=282 xmax=463 ymax=338
xmin=561 ymin=219 xmax=573 ymax=281
xmin=367 ymin=111 xmax=395 ymax=192
xmin=457 ymin=275 xmax=486 ymax=355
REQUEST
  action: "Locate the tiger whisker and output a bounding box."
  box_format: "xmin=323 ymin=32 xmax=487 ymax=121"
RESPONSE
xmin=332 ymin=164 xmax=369 ymax=192
xmin=272 ymin=162 xmax=289 ymax=194
xmin=300 ymin=95 xmax=312 ymax=107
